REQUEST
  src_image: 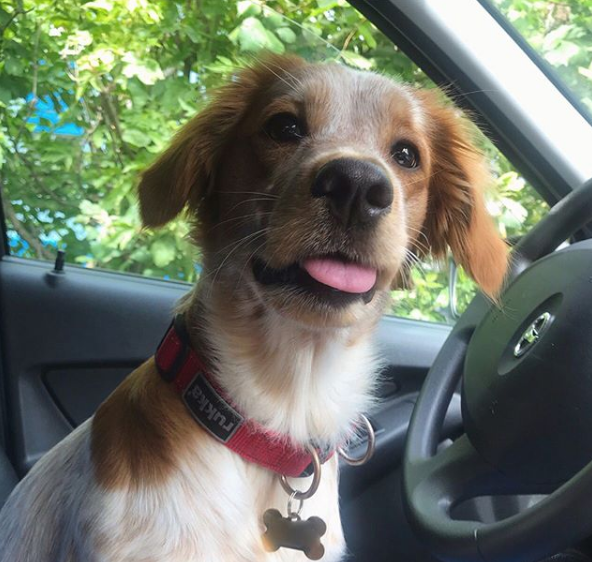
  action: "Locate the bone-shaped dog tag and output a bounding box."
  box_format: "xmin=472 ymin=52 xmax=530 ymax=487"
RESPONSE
xmin=262 ymin=508 xmax=326 ymax=560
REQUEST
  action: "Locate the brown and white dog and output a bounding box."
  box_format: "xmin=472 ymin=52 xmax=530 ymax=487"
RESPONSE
xmin=0 ymin=55 xmax=507 ymax=561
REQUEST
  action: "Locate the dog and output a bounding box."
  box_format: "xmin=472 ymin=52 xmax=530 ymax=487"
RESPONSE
xmin=0 ymin=54 xmax=507 ymax=561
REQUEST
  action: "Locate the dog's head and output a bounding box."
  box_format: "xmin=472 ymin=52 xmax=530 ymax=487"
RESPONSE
xmin=138 ymin=55 xmax=507 ymax=329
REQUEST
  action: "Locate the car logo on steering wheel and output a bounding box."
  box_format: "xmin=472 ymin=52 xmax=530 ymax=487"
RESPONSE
xmin=513 ymin=311 xmax=551 ymax=358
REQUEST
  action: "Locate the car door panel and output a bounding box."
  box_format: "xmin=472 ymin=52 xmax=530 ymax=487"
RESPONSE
xmin=43 ymin=366 xmax=134 ymax=427
xmin=0 ymin=257 xmax=187 ymax=473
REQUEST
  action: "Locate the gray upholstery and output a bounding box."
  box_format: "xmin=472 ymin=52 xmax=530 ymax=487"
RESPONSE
xmin=0 ymin=448 xmax=18 ymax=510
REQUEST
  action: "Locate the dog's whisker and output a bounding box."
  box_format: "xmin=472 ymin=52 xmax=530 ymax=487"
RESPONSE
xmin=223 ymin=198 xmax=277 ymax=217
xmin=405 ymin=225 xmax=431 ymax=254
xmin=223 ymin=191 xmax=279 ymax=198
xmin=401 ymin=170 xmax=442 ymax=188
xmin=233 ymin=239 xmax=269 ymax=296
xmin=402 ymin=248 xmax=427 ymax=276
xmin=206 ymin=228 xmax=271 ymax=290
xmin=274 ymin=64 xmax=305 ymax=89
xmin=255 ymin=59 xmax=303 ymax=91
xmin=207 ymin=211 xmax=274 ymax=233
xmin=211 ymin=227 xmax=272 ymax=256
xmin=205 ymin=220 xmax=284 ymax=298
xmin=259 ymin=4 xmax=342 ymax=61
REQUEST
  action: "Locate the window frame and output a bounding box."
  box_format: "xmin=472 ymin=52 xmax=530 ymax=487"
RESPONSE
xmin=0 ymin=193 xmax=8 ymax=259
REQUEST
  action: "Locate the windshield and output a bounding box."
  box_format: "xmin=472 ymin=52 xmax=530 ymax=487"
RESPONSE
xmin=491 ymin=0 xmax=592 ymax=118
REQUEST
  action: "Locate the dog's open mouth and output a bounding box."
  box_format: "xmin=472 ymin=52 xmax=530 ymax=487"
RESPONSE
xmin=252 ymin=255 xmax=377 ymax=306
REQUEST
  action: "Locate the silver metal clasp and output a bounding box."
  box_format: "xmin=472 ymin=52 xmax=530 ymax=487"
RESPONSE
xmin=279 ymin=444 xmax=322 ymax=501
xmin=337 ymin=414 xmax=375 ymax=466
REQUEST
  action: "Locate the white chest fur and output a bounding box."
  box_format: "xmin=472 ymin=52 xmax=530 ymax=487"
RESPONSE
xmin=0 ymin=419 xmax=346 ymax=562
xmin=95 ymin=441 xmax=345 ymax=562
xmin=201 ymin=305 xmax=380 ymax=449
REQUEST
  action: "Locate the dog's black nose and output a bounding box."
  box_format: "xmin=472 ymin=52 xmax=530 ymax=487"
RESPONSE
xmin=311 ymin=158 xmax=393 ymax=227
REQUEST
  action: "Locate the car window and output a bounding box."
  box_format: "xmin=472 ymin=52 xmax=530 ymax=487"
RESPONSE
xmin=0 ymin=0 xmax=546 ymax=323
xmin=490 ymin=0 xmax=592 ymax=118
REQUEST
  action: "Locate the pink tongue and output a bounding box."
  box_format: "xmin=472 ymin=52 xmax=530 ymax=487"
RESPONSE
xmin=302 ymin=258 xmax=377 ymax=294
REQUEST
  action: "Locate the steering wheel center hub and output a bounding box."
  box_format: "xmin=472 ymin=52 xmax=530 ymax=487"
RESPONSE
xmin=512 ymin=311 xmax=552 ymax=358
xmin=463 ymin=240 xmax=592 ymax=486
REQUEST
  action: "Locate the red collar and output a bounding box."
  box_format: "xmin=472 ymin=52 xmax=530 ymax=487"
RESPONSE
xmin=155 ymin=315 xmax=333 ymax=478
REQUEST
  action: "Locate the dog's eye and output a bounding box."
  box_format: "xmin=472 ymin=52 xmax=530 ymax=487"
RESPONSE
xmin=264 ymin=113 xmax=305 ymax=142
xmin=391 ymin=142 xmax=420 ymax=169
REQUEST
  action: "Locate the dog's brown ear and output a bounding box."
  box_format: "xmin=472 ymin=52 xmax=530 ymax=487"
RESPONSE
xmin=137 ymin=79 xmax=252 ymax=228
xmin=138 ymin=117 xmax=206 ymax=228
xmin=419 ymin=92 xmax=508 ymax=298
xmin=138 ymin=54 xmax=306 ymax=228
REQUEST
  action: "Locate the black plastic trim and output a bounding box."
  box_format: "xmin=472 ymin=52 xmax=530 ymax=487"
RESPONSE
xmin=0 ymin=185 xmax=8 ymax=258
xmin=0 ymin=188 xmax=9 ymax=449
xmin=0 ymin=330 xmax=8 ymax=452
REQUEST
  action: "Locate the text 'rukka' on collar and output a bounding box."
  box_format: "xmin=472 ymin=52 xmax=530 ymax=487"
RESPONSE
xmin=155 ymin=314 xmax=334 ymax=478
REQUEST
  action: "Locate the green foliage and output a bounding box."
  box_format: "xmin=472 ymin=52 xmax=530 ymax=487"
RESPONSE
xmin=0 ymin=0 xmax=550 ymax=321
xmin=492 ymin=0 xmax=592 ymax=113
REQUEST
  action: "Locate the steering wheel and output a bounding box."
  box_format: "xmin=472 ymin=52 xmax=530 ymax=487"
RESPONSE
xmin=402 ymin=178 xmax=592 ymax=562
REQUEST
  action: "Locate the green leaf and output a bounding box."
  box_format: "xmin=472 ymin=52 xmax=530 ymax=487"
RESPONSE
xmin=178 ymin=97 xmax=196 ymax=114
xmin=232 ymin=17 xmax=284 ymax=53
xmin=236 ymin=18 xmax=268 ymax=52
xmin=0 ymin=7 xmax=10 ymax=28
xmin=5 ymin=58 xmax=24 ymax=76
xmin=578 ymin=65 xmax=592 ymax=81
xmin=150 ymin=239 xmax=176 ymax=267
xmin=207 ymin=56 xmax=239 ymax=74
xmin=542 ymin=24 xmax=572 ymax=51
xmin=263 ymin=11 xmax=284 ymax=29
xmin=500 ymin=197 xmax=528 ymax=227
xmin=276 ymin=27 xmax=296 ymax=44
xmin=126 ymin=78 xmax=149 ymax=108
xmin=263 ymin=29 xmax=285 ymax=53
xmin=359 ymin=23 xmax=377 ymax=49
xmin=83 ymin=0 xmax=114 ymax=11
xmin=122 ymin=129 xmax=150 ymax=147
xmin=0 ymin=86 xmax=11 ymax=104
xmin=122 ymin=55 xmax=164 ymax=85
xmin=545 ymin=41 xmax=580 ymax=67
xmin=341 ymin=51 xmax=373 ymax=70
xmin=316 ymin=0 xmax=340 ymax=9
xmin=116 ymin=229 xmax=134 ymax=250
xmin=237 ymin=0 xmax=261 ymax=17
xmin=184 ymin=25 xmax=203 ymax=44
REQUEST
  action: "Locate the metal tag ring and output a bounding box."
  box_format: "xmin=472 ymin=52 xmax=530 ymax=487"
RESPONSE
xmin=279 ymin=445 xmax=322 ymax=501
xmin=287 ymin=491 xmax=304 ymax=519
xmin=337 ymin=414 xmax=375 ymax=466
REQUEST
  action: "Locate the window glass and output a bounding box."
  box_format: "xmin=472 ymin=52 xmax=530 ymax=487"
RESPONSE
xmin=491 ymin=0 xmax=592 ymax=117
xmin=0 ymin=0 xmax=546 ymax=321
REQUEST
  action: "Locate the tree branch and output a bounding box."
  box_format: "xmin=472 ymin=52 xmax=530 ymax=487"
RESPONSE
xmin=341 ymin=27 xmax=359 ymax=54
xmin=3 ymin=199 xmax=52 ymax=260
xmin=0 ymin=3 xmax=34 ymax=38
xmin=99 ymin=81 xmax=134 ymax=159
xmin=4 ymin=124 xmax=79 ymax=209
xmin=31 ymin=23 xmax=41 ymax=100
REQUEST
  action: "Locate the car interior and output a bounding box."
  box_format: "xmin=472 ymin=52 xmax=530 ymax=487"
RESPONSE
xmin=2 ymin=0 xmax=592 ymax=561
